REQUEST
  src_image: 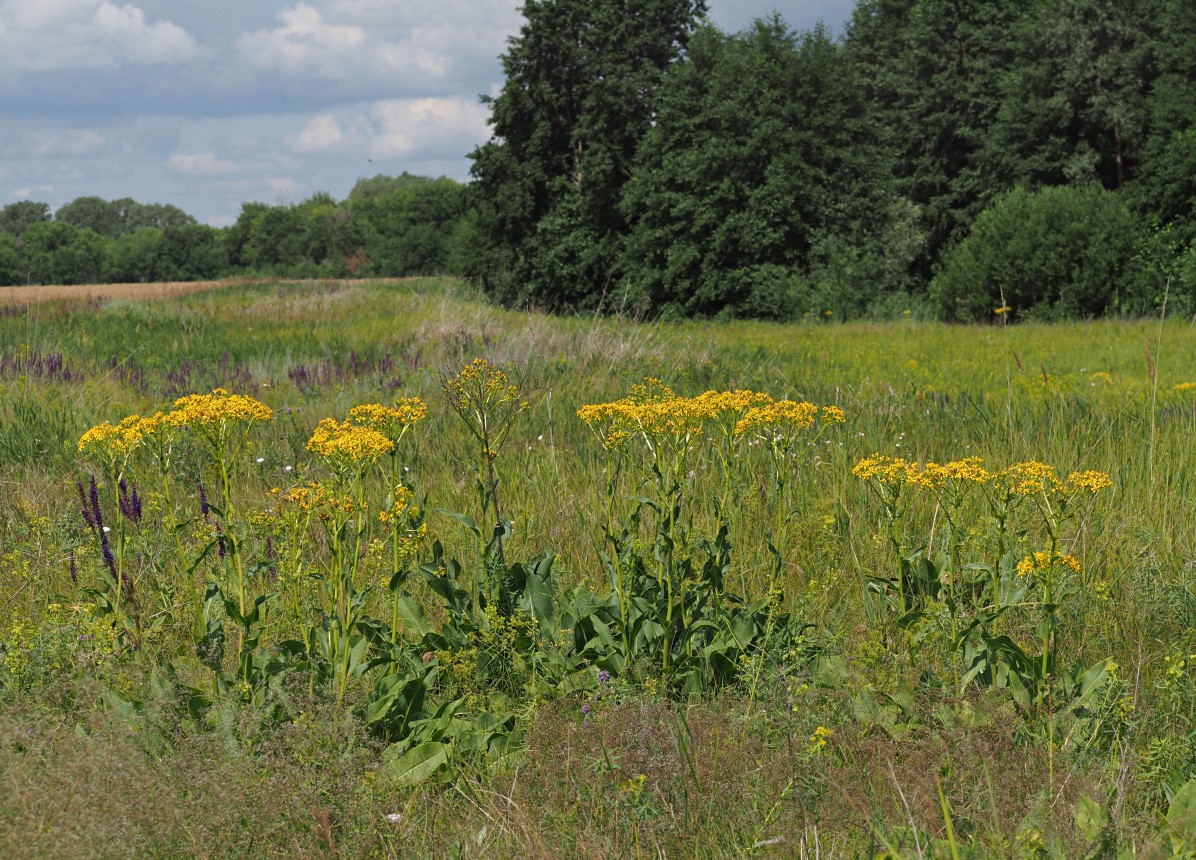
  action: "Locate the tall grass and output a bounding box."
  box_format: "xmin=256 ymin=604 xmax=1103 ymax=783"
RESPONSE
xmin=2 ymin=278 xmax=1196 ymax=856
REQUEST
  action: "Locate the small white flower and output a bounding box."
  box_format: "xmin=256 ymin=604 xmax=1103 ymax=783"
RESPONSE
xmin=284 ymin=465 xmax=293 ymax=473
xmin=102 ymin=526 xmax=111 ymax=533
xmin=256 ymin=457 xmax=264 ymax=464
xmin=385 ymin=813 xmax=402 ymax=824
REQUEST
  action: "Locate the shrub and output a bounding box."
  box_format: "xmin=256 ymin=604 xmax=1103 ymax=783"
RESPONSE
xmin=930 ymin=185 xmax=1148 ymax=321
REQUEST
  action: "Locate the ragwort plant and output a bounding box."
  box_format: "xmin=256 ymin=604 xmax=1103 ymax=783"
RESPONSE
xmin=577 ymin=381 xmax=843 ymax=693
xmin=853 ymin=454 xmax=1115 ymax=717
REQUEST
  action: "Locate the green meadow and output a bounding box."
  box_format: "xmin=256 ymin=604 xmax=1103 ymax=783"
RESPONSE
xmin=2 ymin=278 xmax=1196 ymax=858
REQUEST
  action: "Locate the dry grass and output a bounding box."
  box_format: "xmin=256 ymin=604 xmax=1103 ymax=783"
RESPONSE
xmin=0 ymin=277 xmax=418 ymax=307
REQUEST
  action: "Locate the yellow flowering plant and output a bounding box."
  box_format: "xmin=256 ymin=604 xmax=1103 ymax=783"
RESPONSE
xmin=441 ymin=358 xmax=532 ymax=612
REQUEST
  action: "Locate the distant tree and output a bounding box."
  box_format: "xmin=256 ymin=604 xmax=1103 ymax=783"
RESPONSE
xmin=159 ymin=224 xmax=226 ymax=280
xmin=21 ymin=222 xmax=106 ymax=285
xmin=223 ymin=202 xmax=271 ymax=271
xmin=348 ymin=173 xmax=439 ymax=201
xmin=104 ymin=228 xmax=164 ymax=283
xmin=56 ymin=196 xmax=122 ymax=237
xmin=124 ymin=201 xmax=195 ymax=232
xmin=243 ymin=206 xmax=305 ymax=272
xmin=0 ymin=201 xmax=51 ymax=237
xmin=57 ymin=196 xmax=197 ymax=238
xmin=0 ymin=233 xmax=20 ymax=285
xmin=353 ymin=180 xmax=468 ymax=276
xmin=469 ymin=0 xmax=708 ymax=310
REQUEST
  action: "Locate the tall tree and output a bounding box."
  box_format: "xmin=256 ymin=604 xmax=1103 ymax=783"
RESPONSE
xmin=986 ymin=0 xmax=1154 ymax=192
xmin=620 ymin=19 xmax=898 ymax=318
xmin=847 ymin=0 xmax=1034 ymax=274
xmin=469 ymin=0 xmax=707 ymax=310
xmin=1127 ymin=0 xmax=1196 ymax=242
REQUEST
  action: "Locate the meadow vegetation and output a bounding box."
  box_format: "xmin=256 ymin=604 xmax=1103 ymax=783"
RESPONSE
xmin=2 ymin=277 xmax=1196 ymax=857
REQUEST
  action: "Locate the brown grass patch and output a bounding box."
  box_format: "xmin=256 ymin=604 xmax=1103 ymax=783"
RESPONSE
xmin=0 ymin=277 xmax=418 ymax=307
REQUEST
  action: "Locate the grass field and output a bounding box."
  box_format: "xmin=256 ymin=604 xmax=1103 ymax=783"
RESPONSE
xmin=1 ymin=277 xmax=1195 ymax=858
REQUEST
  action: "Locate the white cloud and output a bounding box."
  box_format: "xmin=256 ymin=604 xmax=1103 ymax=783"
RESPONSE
xmin=94 ymin=2 xmax=197 ymax=63
xmin=293 ymin=114 xmax=347 ymax=153
xmin=367 ymin=97 xmax=488 ymax=160
xmin=168 ymin=152 xmax=244 ymax=176
xmin=31 ymin=129 xmax=106 ymax=157
xmin=0 ymin=0 xmax=198 ymax=71
xmin=234 ymin=3 xmax=366 ymax=78
xmin=233 ymin=0 xmax=521 ymax=87
xmin=264 ymin=176 xmax=300 ymax=202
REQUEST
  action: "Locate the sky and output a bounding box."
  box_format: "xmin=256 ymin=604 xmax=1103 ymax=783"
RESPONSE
xmin=0 ymin=0 xmax=856 ymax=227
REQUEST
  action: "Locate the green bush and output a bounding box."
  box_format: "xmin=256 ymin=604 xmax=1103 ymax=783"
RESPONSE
xmin=930 ymin=185 xmax=1148 ymax=321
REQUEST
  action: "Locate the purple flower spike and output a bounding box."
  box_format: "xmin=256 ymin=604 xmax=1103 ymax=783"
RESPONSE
xmin=88 ymin=476 xmax=104 ymax=530
xmin=198 ymin=481 xmax=210 ymax=521
xmin=100 ymin=533 xmax=118 ymax=583
xmin=69 ymin=554 xmax=77 ymax=585
xmin=77 ymin=482 xmax=96 ymax=532
xmin=582 ymin=704 xmax=591 ymax=718
xmin=597 ymin=669 xmax=611 ymax=685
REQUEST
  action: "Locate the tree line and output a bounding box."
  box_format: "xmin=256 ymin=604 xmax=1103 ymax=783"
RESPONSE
xmin=0 ymin=174 xmax=477 ymax=288
xmin=7 ymin=0 xmax=1196 ymax=321
xmin=467 ymin=0 xmax=1196 ymax=320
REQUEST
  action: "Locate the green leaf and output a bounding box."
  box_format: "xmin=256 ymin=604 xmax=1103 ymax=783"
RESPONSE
xmin=381 ymin=741 xmax=450 ymax=786
xmin=1168 ymin=779 xmax=1196 ymax=853
xmin=437 ymin=508 xmax=482 ymax=541
xmin=1074 ymin=793 xmax=1107 ymax=845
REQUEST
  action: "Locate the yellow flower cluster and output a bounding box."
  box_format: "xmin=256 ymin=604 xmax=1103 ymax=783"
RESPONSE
xmin=689 ymin=388 xmax=774 ymax=417
xmin=1064 ymin=470 xmax=1114 ymax=493
xmin=347 ymin=398 xmax=428 ymax=436
xmin=307 ymin=417 xmax=395 ymax=463
xmin=77 ymin=414 xmax=146 ymax=459
xmin=269 ymin=482 xmax=362 ymax=516
xmin=852 ymin=455 xmax=917 ymax=484
xmin=443 ymin=358 xmax=519 ymax=401
xmin=269 ymin=483 xmax=326 ymax=512
xmin=907 ymin=457 xmax=992 ymax=490
xmin=735 ymin=400 xmax=816 ymax=435
xmin=171 ymin=388 xmax=274 ymax=426
xmin=1016 ymin=551 xmax=1082 ymax=577
xmin=998 ymin=460 xmax=1057 ymax=495
xmin=853 ymin=455 xmax=1111 ymax=499
xmin=579 ymin=383 xmax=842 ymax=448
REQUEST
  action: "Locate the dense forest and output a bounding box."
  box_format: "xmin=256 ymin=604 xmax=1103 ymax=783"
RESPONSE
xmin=6 ymin=0 xmax=1196 ymax=321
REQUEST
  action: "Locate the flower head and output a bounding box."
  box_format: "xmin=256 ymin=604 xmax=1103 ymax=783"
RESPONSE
xmin=171 ymin=388 xmax=273 ymax=427
xmin=307 ymin=417 xmax=394 ymax=474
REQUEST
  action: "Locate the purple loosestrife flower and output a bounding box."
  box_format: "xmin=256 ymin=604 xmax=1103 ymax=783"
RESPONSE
xmin=118 ymin=478 xmax=143 ymax=524
xmin=99 ymin=531 xmax=118 ymax=583
xmin=69 ymin=553 xmax=77 ymax=585
xmin=88 ymin=476 xmax=104 ymax=531
xmin=77 ymin=481 xmax=96 ymax=532
xmin=215 ymin=523 xmax=227 ymax=558
xmin=198 ymin=481 xmax=211 ymax=521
